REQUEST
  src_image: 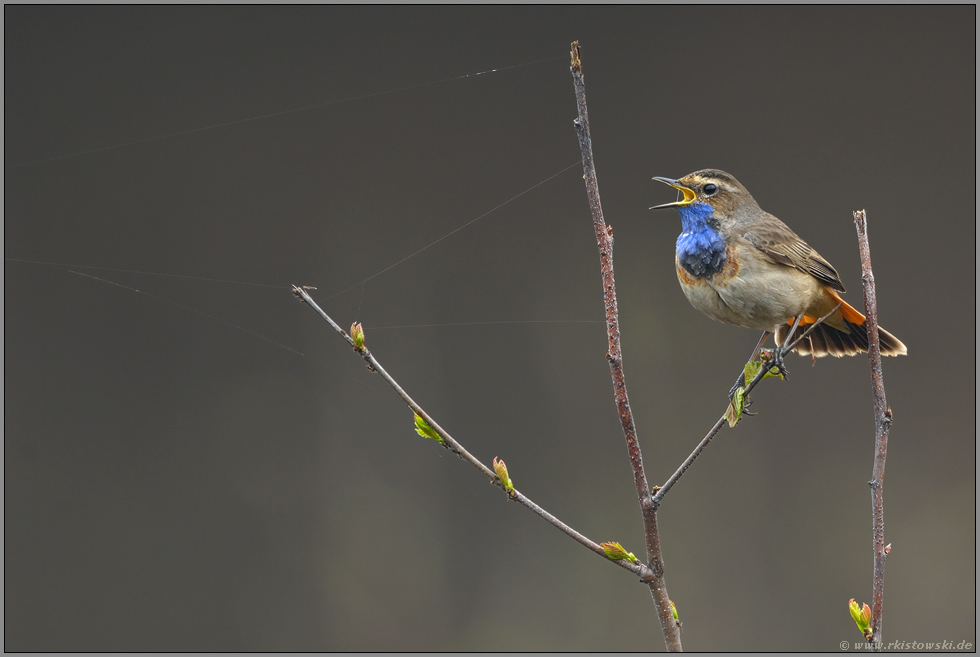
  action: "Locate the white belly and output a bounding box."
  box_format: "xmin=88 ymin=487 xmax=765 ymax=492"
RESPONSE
xmin=677 ymin=250 xmax=822 ymax=331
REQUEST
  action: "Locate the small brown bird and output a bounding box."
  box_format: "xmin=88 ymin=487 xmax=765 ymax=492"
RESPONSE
xmin=651 ymin=169 xmax=906 ymax=362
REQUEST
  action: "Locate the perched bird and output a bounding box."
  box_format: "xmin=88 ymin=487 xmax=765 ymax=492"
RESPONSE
xmin=651 ymin=169 xmax=906 ymax=364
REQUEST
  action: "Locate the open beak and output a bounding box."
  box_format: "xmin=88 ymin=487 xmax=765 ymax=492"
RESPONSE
xmin=650 ymin=177 xmax=697 ymax=210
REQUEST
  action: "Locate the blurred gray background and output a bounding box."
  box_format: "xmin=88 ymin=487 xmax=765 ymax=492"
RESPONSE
xmin=5 ymin=6 xmax=975 ymax=651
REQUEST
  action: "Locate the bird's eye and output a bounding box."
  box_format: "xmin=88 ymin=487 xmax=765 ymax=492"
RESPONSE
xmin=703 ymin=183 xmax=718 ymax=195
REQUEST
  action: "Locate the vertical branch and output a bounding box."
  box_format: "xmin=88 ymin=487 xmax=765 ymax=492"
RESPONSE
xmin=853 ymin=210 xmax=892 ymax=650
xmin=570 ymin=42 xmax=682 ymax=652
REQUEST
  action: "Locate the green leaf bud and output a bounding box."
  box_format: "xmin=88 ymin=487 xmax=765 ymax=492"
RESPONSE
xmin=413 ymin=413 xmax=444 ymax=444
xmin=350 ymin=322 xmax=365 ymax=350
xmin=493 ymin=456 xmax=515 ymax=494
xmin=600 ymin=541 xmax=637 ymax=563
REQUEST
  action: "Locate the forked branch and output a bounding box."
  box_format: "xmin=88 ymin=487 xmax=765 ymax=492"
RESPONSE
xmin=294 ymin=43 xmax=897 ymax=654
xmin=570 ymin=42 xmax=682 ymax=652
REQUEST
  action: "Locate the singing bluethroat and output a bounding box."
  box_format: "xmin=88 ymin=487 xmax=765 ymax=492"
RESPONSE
xmin=651 ymin=169 xmax=907 ymax=361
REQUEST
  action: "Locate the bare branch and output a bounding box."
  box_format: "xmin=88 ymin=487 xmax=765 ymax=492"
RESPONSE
xmin=569 ymin=42 xmax=682 ymax=652
xmin=292 ymin=286 xmax=654 ymax=581
xmin=853 ymin=209 xmax=892 ymax=650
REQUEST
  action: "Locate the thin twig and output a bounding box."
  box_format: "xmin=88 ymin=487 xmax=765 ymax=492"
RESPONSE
xmin=853 ymin=209 xmax=892 ymax=650
xmin=651 ymin=301 xmax=844 ymax=509
xmin=292 ymin=286 xmax=654 ymax=581
xmin=784 ymin=302 xmax=843 ymax=354
xmin=569 ymin=42 xmax=682 ymax=652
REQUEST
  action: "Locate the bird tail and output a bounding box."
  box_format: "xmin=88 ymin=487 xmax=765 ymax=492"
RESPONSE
xmin=775 ymin=297 xmax=907 ymax=358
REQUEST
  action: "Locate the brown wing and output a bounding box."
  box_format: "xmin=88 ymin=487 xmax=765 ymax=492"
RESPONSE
xmin=743 ymin=215 xmax=846 ymax=293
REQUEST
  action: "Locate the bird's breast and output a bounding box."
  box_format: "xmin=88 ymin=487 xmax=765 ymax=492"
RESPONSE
xmin=675 ymin=241 xmax=822 ymax=331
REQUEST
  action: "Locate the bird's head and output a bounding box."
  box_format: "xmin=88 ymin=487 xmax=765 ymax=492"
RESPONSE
xmin=650 ymin=169 xmax=755 ymax=220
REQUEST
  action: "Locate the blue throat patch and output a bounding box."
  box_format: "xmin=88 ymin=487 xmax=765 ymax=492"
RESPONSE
xmin=675 ymin=201 xmax=728 ymax=278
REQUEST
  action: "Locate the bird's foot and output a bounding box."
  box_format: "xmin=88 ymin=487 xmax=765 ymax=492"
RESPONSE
xmin=763 ymin=346 xmax=790 ymax=380
xmin=728 ymin=372 xmax=746 ymax=402
xmin=728 ymin=372 xmax=757 ymax=416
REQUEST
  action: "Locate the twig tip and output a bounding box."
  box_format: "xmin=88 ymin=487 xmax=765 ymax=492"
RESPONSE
xmin=570 ymin=41 xmax=581 ymax=71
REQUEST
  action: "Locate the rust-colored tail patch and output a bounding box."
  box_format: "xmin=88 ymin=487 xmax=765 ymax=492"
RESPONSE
xmin=774 ymin=289 xmax=906 ymax=358
xmin=775 ymin=317 xmax=907 ymax=358
xmin=827 ymin=289 xmax=867 ymax=326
